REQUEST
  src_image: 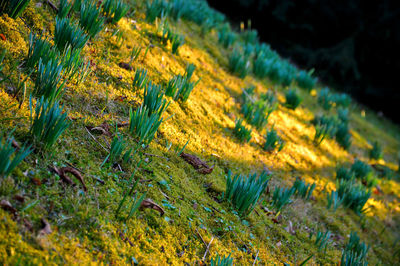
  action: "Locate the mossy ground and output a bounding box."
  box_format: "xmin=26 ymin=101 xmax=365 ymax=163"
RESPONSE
xmin=1 ymin=1 xmax=400 ymax=265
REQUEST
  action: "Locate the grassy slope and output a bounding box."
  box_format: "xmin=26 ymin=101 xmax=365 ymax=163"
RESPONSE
xmin=1 ymin=1 xmax=400 ymax=265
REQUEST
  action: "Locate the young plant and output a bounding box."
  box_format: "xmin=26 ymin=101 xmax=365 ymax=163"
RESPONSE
xmin=338 ymin=107 xmax=350 ymax=124
xmin=271 ymin=186 xmax=295 ymax=212
xmin=335 ymin=122 xmax=351 ymax=149
xmin=241 ymin=100 xmax=275 ymax=130
xmin=263 ymin=127 xmax=284 ymax=152
xmin=54 ymin=17 xmax=89 ymax=52
xmin=333 ymin=93 xmax=351 ymax=108
xmin=336 ymin=166 xmax=354 ymax=181
xmin=0 ymin=0 xmax=30 ymax=19
xmin=210 ymin=254 xmax=233 ymax=266
xmin=313 ymin=123 xmax=329 ymax=146
xmin=218 ymin=25 xmax=236 ymax=48
xmin=0 ymin=135 xmax=32 ymax=178
xmin=143 ymin=82 xmax=169 ymax=116
xmin=341 ymin=231 xmax=369 ymax=265
xmin=326 ymin=190 xmax=343 ymax=212
xmin=128 ymin=105 xmax=163 ymax=145
xmin=369 ymin=141 xmax=383 ymax=160
xmin=252 ymin=55 xmax=271 ymax=79
xmin=337 ymin=180 xmax=371 ymax=214
xmin=233 ymin=119 xmax=252 ymax=143
xmin=225 ymin=170 xmax=270 ymax=216
xmin=228 ymin=49 xmax=250 ymax=78
xmin=145 ymin=0 xmax=169 ymax=23
xmin=284 ymin=89 xmax=302 ymax=110
xmin=317 ymin=87 xmax=333 ymax=110
xmin=79 ymin=0 xmax=105 ymax=38
xmin=312 ymin=114 xmax=338 ymax=138
xmin=170 ymin=33 xmax=184 ymax=55
xmin=309 ymin=229 xmax=331 ymax=252
xmin=33 ymin=59 xmax=65 ymax=103
xmin=292 ymin=177 xmax=315 ymax=200
xmin=129 ymin=45 xmax=142 ymax=63
xmin=165 ymin=64 xmax=200 ymax=102
xmin=132 ymin=68 xmax=148 ymax=89
xmin=26 ymin=33 xmax=59 ymax=70
xmin=350 ymin=159 xmax=372 ymax=181
xmin=296 ymin=70 xmax=316 ymax=91
xmin=242 ymin=29 xmax=258 ymax=44
xmin=29 ymin=96 xmax=71 ymax=149
xmin=102 ymin=0 xmax=129 ymax=24
xmin=101 ymin=134 xmax=132 ymax=167
xmin=58 ymin=0 xmax=71 ymax=18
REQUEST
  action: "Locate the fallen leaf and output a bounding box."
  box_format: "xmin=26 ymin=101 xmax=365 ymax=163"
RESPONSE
xmin=180 ymin=152 xmax=213 ymax=174
xmin=38 ymin=218 xmax=52 ymax=235
xmin=87 ymin=122 xmax=111 ymax=137
xmin=13 ymin=194 xmax=25 ymax=203
xmin=50 ymin=166 xmax=87 ymax=191
xmin=0 ymin=33 xmax=6 ymax=41
xmin=0 ymin=199 xmax=17 ymax=214
xmin=140 ymin=198 xmax=165 ymax=216
xmin=118 ymin=62 xmax=132 ymax=71
xmin=197 ymin=165 xmax=214 ymax=175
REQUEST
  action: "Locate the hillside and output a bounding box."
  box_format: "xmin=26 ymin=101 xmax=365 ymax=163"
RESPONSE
xmin=1 ymin=0 xmax=400 ymax=265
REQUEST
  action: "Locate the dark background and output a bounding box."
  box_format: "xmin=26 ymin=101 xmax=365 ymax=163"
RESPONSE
xmin=207 ymin=0 xmax=400 ymax=123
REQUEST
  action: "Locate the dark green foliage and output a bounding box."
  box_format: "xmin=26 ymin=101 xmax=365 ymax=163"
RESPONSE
xmin=317 ymin=87 xmax=333 ymax=110
xmin=102 ymin=0 xmax=129 ymax=24
xmin=54 ymin=17 xmax=89 ymax=52
xmin=170 ymin=33 xmax=184 ymax=55
xmin=0 ymin=135 xmax=32 ymax=178
xmin=334 ymin=93 xmax=351 ymax=108
xmin=233 ymin=119 xmax=252 ymax=143
xmin=252 ymin=55 xmax=271 ymax=79
xmin=271 ymin=186 xmax=295 ymax=212
xmin=132 ymin=68 xmax=148 ymax=89
xmin=26 ymin=33 xmax=58 ymax=70
xmin=210 ymin=254 xmax=233 ymax=266
xmin=60 ymin=46 xmax=88 ymax=81
xmin=165 ymin=64 xmax=199 ymax=102
xmin=314 ymin=123 xmax=329 ymax=146
xmin=309 ymin=229 xmax=331 ymax=252
xmin=284 ymin=89 xmax=302 ymax=110
xmin=242 ymin=29 xmax=258 ymax=44
xmin=338 ymin=108 xmax=350 ymax=124
xmin=336 ymin=166 xmax=354 ymax=181
xmin=292 ymin=177 xmax=315 ymax=200
xmin=29 ymin=96 xmax=70 ymax=149
xmin=341 ymin=231 xmax=369 ymax=265
xmin=228 ymin=49 xmax=250 ymax=78
xmin=225 ymin=170 xmax=270 ymax=216
xmin=335 ymin=122 xmax=352 ymax=149
xmin=0 ymin=0 xmax=30 ymax=19
xmin=145 ymin=0 xmax=169 ymax=23
xmin=369 ymin=141 xmax=383 ymax=160
xmin=128 ymin=105 xmax=163 ymax=145
xmin=101 ymin=134 xmax=132 ymax=167
xmin=33 ymin=59 xmax=65 ymax=103
xmin=241 ymin=100 xmax=274 ymax=129
xmin=263 ymin=127 xmax=284 ymax=152
xmin=58 ymin=0 xmax=71 ymax=18
xmin=312 ymin=114 xmax=338 ymax=138
xmin=350 ymin=159 xmax=374 ymax=185
xmin=296 ymin=70 xmax=316 ymax=90
xmin=337 ymin=180 xmax=371 ymax=214
xmin=143 ymin=82 xmax=169 ymax=116
xmin=326 ymin=190 xmax=343 ymax=212
xmin=129 ymin=45 xmax=142 ymax=63
xmin=267 ymin=60 xmax=295 ymax=86
xmin=218 ymin=25 xmax=237 ymax=48
xmin=79 ymin=1 xmax=105 ymax=38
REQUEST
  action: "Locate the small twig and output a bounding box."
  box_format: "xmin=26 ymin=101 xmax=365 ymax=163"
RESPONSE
xmin=195 ymin=228 xmax=207 ymax=247
xmin=85 ymin=127 xmax=109 ymax=152
xmin=202 ymin=236 xmax=214 ymax=261
xmin=144 ymin=152 xmax=169 ymax=160
xmin=158 ymin=189 xmax=170 ymax=200
xmin=253 ymin=250 xmax=259 ymax=265
xmin=45 ymin=0 xmax=59 ymax=12
xmin=64 ymin=161 xmax=105 ymax=185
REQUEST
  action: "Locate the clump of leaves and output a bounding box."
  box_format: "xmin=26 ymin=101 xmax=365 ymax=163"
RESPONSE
xmin=369 ymin=141 xmax=383 ymax=160
xmin=54 ymin=17 xmax=89 ymax=52
xmin=58 ymin=0 xmax=71 ymax=18
xmin=79 ymin=0 xmax=105 ymax=38
xmin=102 ymin=0 xmax=129 ymax=24
xmin=309 ymin=229 xmax=331 ymax=253
xmin=101 ymin=134 xmax=132 ymax=167
xmin=263 ymin=127 xmax=284 ymax=152
xmin=145 ymin=0 xmax=169 ymax=23
xmin=333 ymin=93 xmax=351 ymax=108
xmin=292 ymin=177 xmax=315 ymax=200
xmin=338 ymin=107 xmax=350 ymax=124
xmin=252 ymin=55 xmax=271 ymax=79
xmin=233 ymin=119 xmax=252 ymax=143
xmin=271 ymin=186 xmax=295 ymax=212
xmin=336 ymin=166 xmax=354 ymax=181
xmin=326 ymin=190 xmax=343 ymax=212
xmin=170 ymin=33 xmax=185 ymax=55
xmin=284 ymin=89 xmax=302 ymax=110
xmin=225 ymin=170 xmax=270 ymax=216
xmin=335 ymin=122 xmax=352 ymax=149
xmin=341 ymin=231 xmax=369 ymax=265
xmin=218 ymin=24 xmax=236 ymax=48
xmin=33 ymin=59 xmax=65 ymax=103
xmin=241 ymin=100 xmax=274 ymax=130
xmin=228 ymin=48 xmax=250 ymax=78
xmin=210 ymin=253 xmax=233 ymax=266
xmin=143 ymin=82 xmax=169 ymax=116
xmin=317 ymin=87 xmax=333 ymax=110
xmin=26 ymin=33 xmax=59 ymax=70
xmin=0 ymin=134 xmax=32 ymax=178
xmin=350 ymin=159 xmax=377 ymax=187
xmin=29 ymin=96 xmax=71 ymax=149
xmin=165 ymin=64 xmax=200 ymax=102
xmin=314 ymin=123 xmax=330 ymax=146
xmin=128 ymin=105 xmax=164 ymax=145
xmin=337 ymin=180 xmax=371 ymax=214
xmin=296 ymin=69 xmax=316 ymax=91
xmin=132 ymin=68 xmax=148 ymax=89
xmin=0 ymin=0 xmax=30 ymax=19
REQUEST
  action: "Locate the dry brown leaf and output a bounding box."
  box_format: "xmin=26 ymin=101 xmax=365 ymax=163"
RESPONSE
xmin=140 ymin=198 xmax=165 ymax=216
xmin=118 ymin=62 xmax=133 ymax=71
xmin=38 ymin=218 xmax=52 ymax=235
xmin=180 ymin=152 xmax=213 ymax=174
xmin=0 ymin=199 xmax=17 ymax=214
xmin=50 ymin=166 xmax=87 ymax=191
